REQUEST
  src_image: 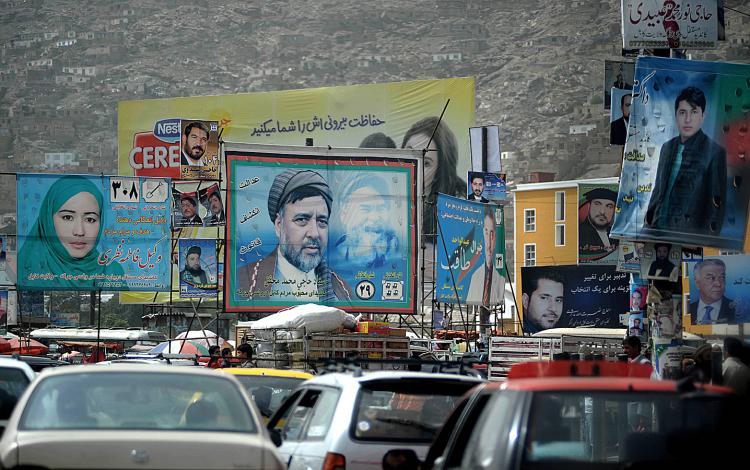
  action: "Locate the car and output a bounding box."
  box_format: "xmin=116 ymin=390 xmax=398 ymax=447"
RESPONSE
xmin=0 ymin=354 xmax=70 ymax=372
xmin=0 ymin=358 xmax=35 ymax=436
xmin=413 ymin=360 xmax=749 ymax=469
xmin=267 ymin=370 xmax=484 ymax=470
xmin=0 ymin=364 xmax=285 ymax=469
xmin=222 ymin=368 xmax=313 ymax=420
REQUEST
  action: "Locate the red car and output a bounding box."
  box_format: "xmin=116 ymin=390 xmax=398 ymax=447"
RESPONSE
xmin=388 ymin=360 xmax=748 ymax=469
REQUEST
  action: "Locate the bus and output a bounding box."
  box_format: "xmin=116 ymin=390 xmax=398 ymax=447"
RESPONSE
xmin=29 ymin=328 xmax=167 ymax=356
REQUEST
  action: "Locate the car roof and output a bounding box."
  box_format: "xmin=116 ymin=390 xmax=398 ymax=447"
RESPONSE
xmin=303 ymin=370 xmax=485 ymax=388
xmin=0 ymin=357 xmax=35 ymax=378
xmin=222 ymin=368 xmax=313 ymax=379
xmin=492 ymin=378 xmax=732 ymax=393
xmin=36 ymin=363 xmax=234 ymax=378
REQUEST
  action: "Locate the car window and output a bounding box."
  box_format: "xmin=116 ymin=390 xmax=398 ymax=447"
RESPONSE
xmin=19 ymin=372 xmax=257 ymax=433
xmin=521 ymin=391 xmax=745 ymax=466
xmin=235 ymin=375 xmax=306 ymax=417
xmin=303 ymin=388 xmax=340 ymax=440
xmin=0 ymin=368 xmax=31 ymax=419
xmin=353 ymin=380 xmax=470 ymax=443
xmin=275 ymin=389 xmax=324 ymax=441
xmin=459 ymin=391 xmax=517 ymax=469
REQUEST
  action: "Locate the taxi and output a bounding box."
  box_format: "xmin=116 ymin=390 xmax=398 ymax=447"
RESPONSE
xmin=409 ymin=360 xmax=748 ymax=469
xmin=222 ymin=368 xmax=313 ymax=420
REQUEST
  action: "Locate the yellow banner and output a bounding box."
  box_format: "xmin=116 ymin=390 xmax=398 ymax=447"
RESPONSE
xmin=118 ymin=77 xmax=475 ymax=304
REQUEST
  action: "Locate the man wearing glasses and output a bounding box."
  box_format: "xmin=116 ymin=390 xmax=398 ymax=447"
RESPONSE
xmin=610 ymin=93 xmax=631 ymax=145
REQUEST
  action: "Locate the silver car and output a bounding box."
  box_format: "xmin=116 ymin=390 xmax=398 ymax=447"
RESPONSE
xmin=268 ymin=371 xmax=483 ymax=470
xmin=0 ymin=364 xmax=284 ymax=469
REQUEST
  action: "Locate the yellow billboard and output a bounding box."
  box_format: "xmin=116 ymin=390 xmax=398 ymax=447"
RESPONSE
xmin=117 ymin=77 xmax=475 ymax=304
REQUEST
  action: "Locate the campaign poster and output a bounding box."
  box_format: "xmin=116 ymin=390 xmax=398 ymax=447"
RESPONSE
xmin=686 ymin=255 xmax=750 ymax=325
xmin=16 ymin=174 xmax=172 ymax=291
xmin=179 ymin=119 xmax=220 ymax=180
xmin=617 ymin=241 xmax=645 ymax=272
xmin=178 ymin=239 xmax=218 ymax=298
xmin=653 ymin=339 xmax=689 ymax=380
xmin=604 ymin=60 xmax=634 ymax=110
xmin=466 ymin=171 xmax=507 ymax=202
xmin=172 ymin=182 xmax=205 ymax=228
xmin=225 ymin=145 xmax=419 ymax=314
xmin=627 ymin=312 xmax=645 ymax=338
xmin=435 ymin=194 xmax=506 ymax=307
xmin=609 ymin=88 xmax=632 ymax=146
xmin=520 ymin=265 xmax=629 ymax=333
xmin=198 ymin=184 xmax=225 ymax=227
xmin=621 ymin=0 xmax=719 ymax=49
xmin=640 ymin=242 xmax=681 ymax=282
xmin=611 ymin=57 xmax=750 ymax=250
xmin=578 ymin=183 xmax=619 ymax=265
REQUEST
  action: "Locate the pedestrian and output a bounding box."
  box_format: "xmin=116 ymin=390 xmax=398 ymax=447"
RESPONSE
xmin=236 ymin=343 xmax=254 ymax=367
xmin=722 ymin=337 xmax=750 ymax=396
xmin=207 ymin=345 xmax=222 ymax=369
xmin=220 ymin=347 xmax=232 ymax=368
xmin=622 ymin=336 xmax=650 ymax=364
xmin=687 ymin=343 xmax=713 ymax=383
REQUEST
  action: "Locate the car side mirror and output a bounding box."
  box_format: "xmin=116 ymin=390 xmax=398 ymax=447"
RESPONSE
xmin=382 ymin=449 xmax=420 ymax=470
xmin=269 ymin=428 xmax=283 ymax=447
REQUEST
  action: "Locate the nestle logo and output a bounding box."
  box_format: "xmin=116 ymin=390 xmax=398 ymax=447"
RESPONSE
xmin=153 ymin=119 xmax=181 ymax=143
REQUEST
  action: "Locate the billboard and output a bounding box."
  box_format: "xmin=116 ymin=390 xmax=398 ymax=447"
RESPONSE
xmin=17 ymin=174 xmax=172 ymax=291
xmin=611 ymin=57 xmax=750 ymax=250
xmin=225 ymin=144 xmax=419 ymax=314
xmin=118 ymin=77 xmax=475 ymax=179
xmin=578 ymin=183 xmax=619 ymax=265
xmin=621 ymin=0 xmax=719 ymax=49
xmin=520 ymin=265 xmax=629 ymax=333
xmin=118 ymin=77 xmax=474 ymax=304
xmin=178 ymin=239 xmax=219 ymax=298
xmin=435 ymin=194 xmax=506 ymax=306
xmin=686 ymin=255 xmax=750 ymax=325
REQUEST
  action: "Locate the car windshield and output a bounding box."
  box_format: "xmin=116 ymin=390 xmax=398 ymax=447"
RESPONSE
xmin=19 ymin=372 xmax=257 ymax=433
xmin=0 ymin=368 xmax=31 ymax=419
xmin=522 ymin=391 xmax=743 ymax=467
xmin=234 ymin=375 xmax=306 ymax=417
xmin=353 ymin=379 xmax=472 ymax=442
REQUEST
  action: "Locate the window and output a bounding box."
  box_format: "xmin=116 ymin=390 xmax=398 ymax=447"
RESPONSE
xmin=270 ymin=387 xmax=340 ymax=442
xmin=555 ymin=191 xmax=565 ymax=222
xmin=524 ymin=244 xmax=536 ymax=267
xmin=524 ymin=209 xmax=536 ymax=232
xmin=555 ymin=224 xmax=565 ymax=246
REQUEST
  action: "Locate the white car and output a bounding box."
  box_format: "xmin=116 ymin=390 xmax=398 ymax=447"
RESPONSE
xmin=268 ymin=370 xmax=484 ymax=470
xmin=0 ymin=364 xmax=285 ymax=469
xmin=0 ymin=358 xmax=35 ymax=435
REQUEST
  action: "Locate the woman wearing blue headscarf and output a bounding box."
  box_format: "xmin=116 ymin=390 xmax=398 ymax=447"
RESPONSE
xmin=19 ymin=175 xmax=125 ymax=289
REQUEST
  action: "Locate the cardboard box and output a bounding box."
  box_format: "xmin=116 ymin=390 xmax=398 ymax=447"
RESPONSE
xmin=388 ymin=328 xmax=407 ymax=337
xmin=358 ymin=321 xmax=390 ymax=334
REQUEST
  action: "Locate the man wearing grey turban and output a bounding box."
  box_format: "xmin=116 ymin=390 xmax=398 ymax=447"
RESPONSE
xmin=239 ymin=169 xmax=352 ymax=301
